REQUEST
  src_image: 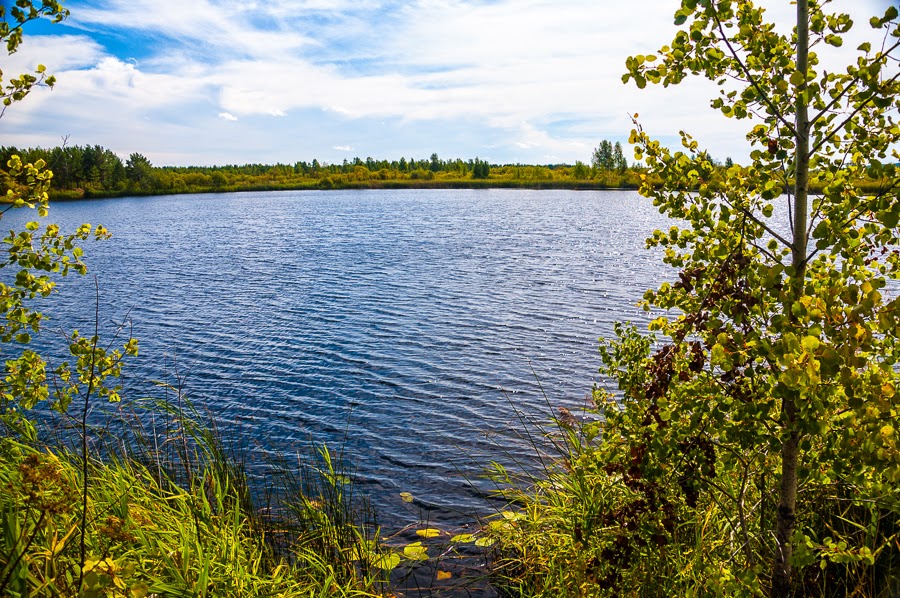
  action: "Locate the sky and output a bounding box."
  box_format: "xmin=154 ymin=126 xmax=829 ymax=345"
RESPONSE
xmin=0 ymin=0 xmax=895 ymax=167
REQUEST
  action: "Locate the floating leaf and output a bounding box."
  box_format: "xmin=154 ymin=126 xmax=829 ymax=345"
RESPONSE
xmin=475 ymin=537 xmax=495 ymax=547
xmin=501 ymin=510 xmax=525 ymax=521
xmin=416 ymin=527 xmax=441 ymax=538
xmin=403 ymin=541 xmax=428 ymax=560
xmin=436 ymin=570 xmax=452 ymax=580
xmin=371 ymin=552 xmax=401 ymax=571
xmin=399 ymin=492 xmax=414 ymax=503
xmin=450 ymin=533 xmax=475 ymax=543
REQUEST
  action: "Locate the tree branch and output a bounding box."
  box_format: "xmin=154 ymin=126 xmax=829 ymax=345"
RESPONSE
xmin=808 ymin=70 xmax=900 ymax=157
xmin=808 ymin=37 xmax=900 ymax=129
xmin=711 ymin=4 xmax=797 ymax=136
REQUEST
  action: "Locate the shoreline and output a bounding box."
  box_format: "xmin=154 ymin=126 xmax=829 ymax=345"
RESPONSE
xmin=45 ymin=178 xmax=641 ymax=201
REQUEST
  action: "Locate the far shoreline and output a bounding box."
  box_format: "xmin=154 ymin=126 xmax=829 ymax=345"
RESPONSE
xmin=44 ymin=178 xmax=641 ymax=202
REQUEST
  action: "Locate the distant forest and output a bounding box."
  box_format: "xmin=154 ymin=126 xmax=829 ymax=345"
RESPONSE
xmin=0 ymin=140 xmax=666 ymax=199
xmin=2 ymin=141 xmax=886 ymax=201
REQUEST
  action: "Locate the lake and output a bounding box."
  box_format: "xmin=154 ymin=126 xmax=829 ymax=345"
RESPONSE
xmin=12 ymin=188 xmax=674 ymax=528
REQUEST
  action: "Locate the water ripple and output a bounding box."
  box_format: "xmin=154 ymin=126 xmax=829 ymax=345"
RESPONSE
xmin=12 ymin=188 xmax=674 ymax=527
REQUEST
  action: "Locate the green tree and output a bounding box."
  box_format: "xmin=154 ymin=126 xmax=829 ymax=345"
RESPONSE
xmin=1 ymin=10 xmax=141 ymax=592
xmin=472 ymin=157 xmax=490 ymax=179
xmin=612 ymin=141 xmax=628 ymax=173
xmin=613 ymin=1 xmax=900 ymax=594
xmin=591 ymin=140 xmax=613 ymax=170
xmin=572 ymin=160 xmax=590 ymax=179
xmin=125 ymin=152 xmax=155 ymax=189
xmin=99 ymin=148 xmax=125 ymax=190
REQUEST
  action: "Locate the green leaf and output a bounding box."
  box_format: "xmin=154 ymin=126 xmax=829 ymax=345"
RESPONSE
xmin=501 ymin=510 xmax=525 ymax=521
xmin=403 ymin=542 xmax=428 ymax=560
xmin=801 ymin=336 xmax=820 ymax=351
xmin=450 ymin=533 xmax=475 ymax=543
xmin=711 ymin=343 xmax=727 ymax=366
xmin=877 ymin=208 xmax=899 ymax=228
xmin=371 ymin=552 xmax=401 ymax=571
xmin=129 ymin=583 xmax=150 ymax=598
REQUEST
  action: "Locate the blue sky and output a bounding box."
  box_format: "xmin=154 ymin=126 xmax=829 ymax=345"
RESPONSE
xmin=0 ymin=0 xmax=894 ymax=167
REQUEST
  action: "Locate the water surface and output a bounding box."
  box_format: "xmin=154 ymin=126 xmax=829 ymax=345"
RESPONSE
xmin=14 ymin=189 xmax=674 ymax=527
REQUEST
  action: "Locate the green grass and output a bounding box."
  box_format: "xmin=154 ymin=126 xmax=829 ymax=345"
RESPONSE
xmin=0 ymin=402 xmax=385 ymax=597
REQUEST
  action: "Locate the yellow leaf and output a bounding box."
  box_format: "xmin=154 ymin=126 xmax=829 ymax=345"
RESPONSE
xmin=437 ymin=570 xmax=452 ymax=580
xmin=129 ymin=583 xmax=150 ymax=598
xmin=416 ymin=527 xmax=441 ymax=538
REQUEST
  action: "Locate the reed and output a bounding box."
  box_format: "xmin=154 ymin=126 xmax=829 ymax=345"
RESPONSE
xmin=0 ymin=397 xmax=384 ymax=597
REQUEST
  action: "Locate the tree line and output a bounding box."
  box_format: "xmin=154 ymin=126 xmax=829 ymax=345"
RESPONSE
xmin=0 ymin=142 xmax=647 ymax=198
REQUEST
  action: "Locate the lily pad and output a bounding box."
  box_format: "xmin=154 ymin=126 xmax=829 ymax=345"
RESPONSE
xmin=371 ymin=552 xmax=401 ymax=571
xmin=403 ymin=541 xmax=428 ymax=560
xmin=450 ymin=533 xmax=475 ymax=543
xmin=501 ymin=510 xmax=525 ymax=521
xmin=416 ymin=527 xmax=442 ymax=538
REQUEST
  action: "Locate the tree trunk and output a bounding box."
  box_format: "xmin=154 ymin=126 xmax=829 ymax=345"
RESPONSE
xmin=772 ymin=0 xmax=809 ymax=595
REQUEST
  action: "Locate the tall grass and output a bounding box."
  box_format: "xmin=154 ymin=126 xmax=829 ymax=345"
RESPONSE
xmin=0 ymin=397 xmax=384 ymax=597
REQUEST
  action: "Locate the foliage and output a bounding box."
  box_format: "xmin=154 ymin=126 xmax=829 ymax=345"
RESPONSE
xmin=490 ymin=1 xmax=900 ymax=596
xmin=0 ymin=0 xmax=67 ymax=119
xmin=2 ymin=144 xmax=656 ymax=198
xmin=0 ymin=6 xmax=385 ymax=598
xmin=591 ymin=140 xmax=628 ymax=173
xmin=124 ymin=153 xmax=155 ymax=191
xmin=487 ymin=383 xmax=900 ymax=597
xmin=472 ymin=157 xmax=491 ymax=179
xmin=0 ymin=3 xmax=119 ymax=443
xmin=0 ymin=404 xmax=383 ymax=597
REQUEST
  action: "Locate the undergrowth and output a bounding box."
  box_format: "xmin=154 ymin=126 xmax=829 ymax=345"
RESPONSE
xmin=484 ymin=386 xmax=900 ymax=597
xmin=0 ymin=399 xmax=386 ymax=597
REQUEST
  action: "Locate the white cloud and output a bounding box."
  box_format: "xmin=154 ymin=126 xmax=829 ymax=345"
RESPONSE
xmin=1 ymin=0 xmax=894 ymax=165
xmin=68 ymin=0 xmax=314 ymax=60
xmin=4 ymin=34 xmax=105 ymax=74
xmin=333 ymin=145 xmax=353 ymax=151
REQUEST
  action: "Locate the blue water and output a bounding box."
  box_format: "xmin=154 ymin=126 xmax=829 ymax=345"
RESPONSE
xmin=9 ymin=189 xmax=674 ymax=527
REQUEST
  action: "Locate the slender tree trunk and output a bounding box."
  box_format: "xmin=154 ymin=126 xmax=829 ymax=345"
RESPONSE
xmin=772 ymin=1 xmax=809 ymax=595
